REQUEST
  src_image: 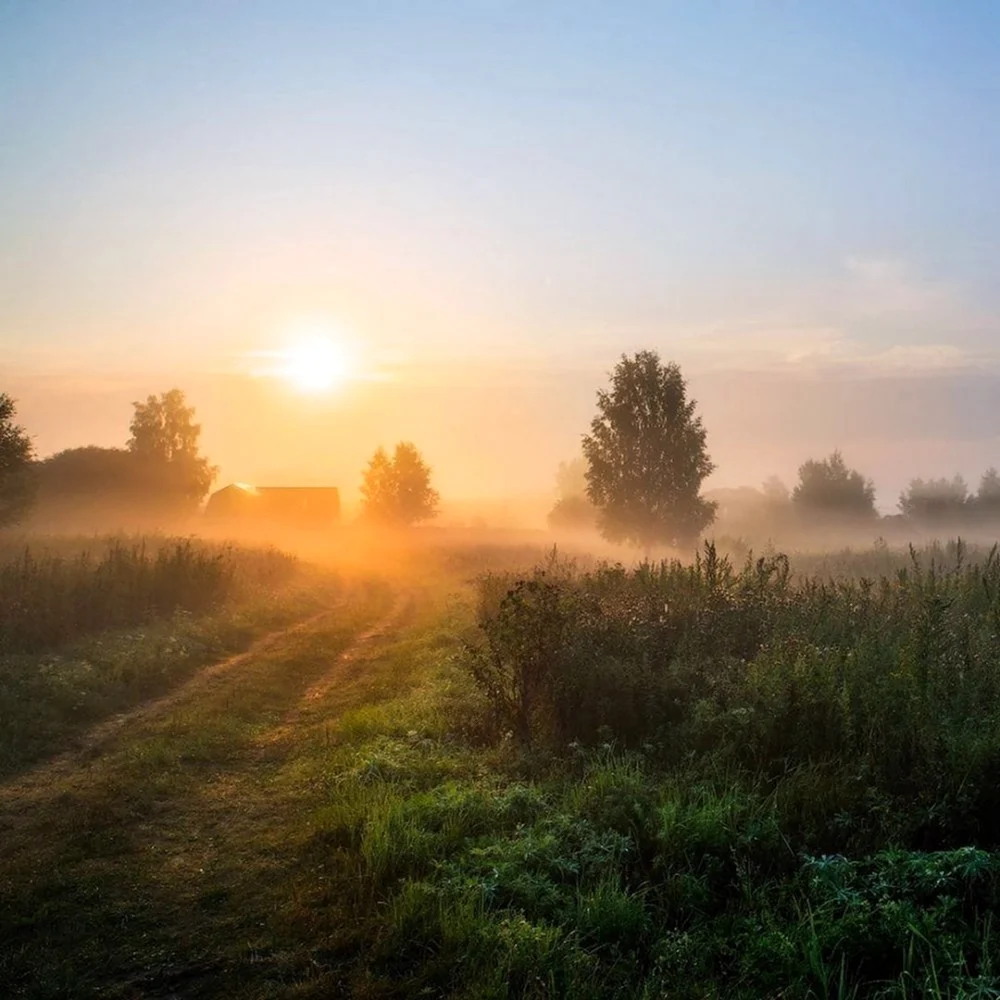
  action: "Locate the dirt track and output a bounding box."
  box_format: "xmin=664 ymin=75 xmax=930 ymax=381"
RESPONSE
xmin=0 ymin=605 xmax=347 ymax=804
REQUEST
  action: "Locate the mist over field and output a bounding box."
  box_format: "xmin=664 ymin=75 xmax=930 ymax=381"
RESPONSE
xmin=8 ymin=3 xmax=1000 ymax=998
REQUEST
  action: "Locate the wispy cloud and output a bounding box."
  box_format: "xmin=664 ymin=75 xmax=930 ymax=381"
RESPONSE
xmin=671 ymin=256 xmax=997 ymax=377
xmin=842 ymin=256 xmax=958 ymax=319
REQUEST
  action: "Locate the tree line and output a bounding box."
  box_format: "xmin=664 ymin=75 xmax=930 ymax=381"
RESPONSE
xmin=550 ymin=350 xmax=1000 ymax=546
xmin=5 ymin=350 xmax=1000 ymax=543
xmin=0 ymin=390 xmax=440 ymax=529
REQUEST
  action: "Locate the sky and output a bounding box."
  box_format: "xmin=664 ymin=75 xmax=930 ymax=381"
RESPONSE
xmin=3 ymin=1 xmax=1000 ymax=512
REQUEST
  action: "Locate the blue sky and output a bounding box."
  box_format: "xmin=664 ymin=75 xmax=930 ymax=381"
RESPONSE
xmin=3 ymin=2 xmax=1000 ymax=505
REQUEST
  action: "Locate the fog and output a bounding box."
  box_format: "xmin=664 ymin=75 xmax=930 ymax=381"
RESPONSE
xmin=11 ymin=359 xmax=1000 ymax=530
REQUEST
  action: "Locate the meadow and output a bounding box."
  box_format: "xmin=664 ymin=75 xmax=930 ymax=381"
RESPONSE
xmin=0 ymin=534 xmax=327 ymax=777
xmin=312 ymin=539 xmax=1000 ymax=998
xmin=5 ymin=535 xmax=1000 ymax=998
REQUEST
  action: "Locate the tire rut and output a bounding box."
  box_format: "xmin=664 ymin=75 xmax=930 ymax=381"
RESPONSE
xmin=0 ymin=605 xmax=342 ymax=803
xmin=255 ymin=592 xmax=414 ymax=749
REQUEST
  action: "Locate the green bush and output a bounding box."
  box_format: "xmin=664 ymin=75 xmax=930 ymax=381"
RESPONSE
xmin=464 ymin=541 xmax=1000 ymax=849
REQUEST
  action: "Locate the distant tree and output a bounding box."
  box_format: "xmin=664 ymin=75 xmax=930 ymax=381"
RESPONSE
xmin=32 ymin=447 xmax=146 ymax=526
xmin=360 ymin=441 xmax=439 ymax=525
xmin=976 ymin=467 xmax=1000 ymax=521
xmin=761 ymin=475 xmax=791 ymax=506
xmin=0 ymin=393 xmax=35 ymax=526
xmin=555 ymin=458 xmax=588 ymax=501
xmin=548 ymin=456 xmax=596 ymax=531
xmin=899 ymin=475 xmax=970 ymax=522
xmin=548 ymin=495 xmax=597 ymax=531
xmin=582 ymin=351 xmax=716 ymax=551
xmin=128 ymin=389 xmax=216 ymax=509
xmin=360 ymin=447 xmax=394 ymax=520
xmin=37 ymin=447 xmax=137 ymax=494
xmin=792 ymin=451 xmax=877 ymax=519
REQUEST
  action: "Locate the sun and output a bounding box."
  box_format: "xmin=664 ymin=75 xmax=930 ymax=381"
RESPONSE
xmin=278 ymin=335 xmax=355 ymax=393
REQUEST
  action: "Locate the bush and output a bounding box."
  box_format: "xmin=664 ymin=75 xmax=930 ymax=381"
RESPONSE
xmin=464 ymin=541 xmax=1000 ymax=849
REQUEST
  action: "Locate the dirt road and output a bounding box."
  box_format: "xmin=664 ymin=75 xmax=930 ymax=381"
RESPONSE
xmin=0 ymin=582 xmax=419 ymax=998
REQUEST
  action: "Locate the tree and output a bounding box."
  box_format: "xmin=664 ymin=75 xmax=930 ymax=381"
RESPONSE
xmin=555 ymin=458 xmax=588 ymax=501
xmin=761 ymin=475 xmax=791 ymax=506
xmin=360 ymin=441 xmax=439 ymax=525
xmin=548 ymin=495 xmax=597 ymax=531
xmin=36 ymin=447 xmax=138 ymax=497
xmin=128 ymin=389 xmax=216 ymax=509
xmin=0 ymin=393 xmax=35 ymax=526
xmin=582 ymin=351 xmax=716 ymax=550
xmin=360 ymin=447 xmax=394 ymax=520
xmin=548 ymin=456 xmax=596 ymax=531
xmin=791 ymin=451 xmax=877 ymax=519
xmin=976 ymin=468 xmax=1000 ymax=521
xmin=899 ymin=475 xmax=970 ymax=522
xmin=32 ymin=447 xmax=146 ymax=528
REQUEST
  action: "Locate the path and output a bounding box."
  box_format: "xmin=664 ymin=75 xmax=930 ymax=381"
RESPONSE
xmin=0 ymin=605 xmax=342 ymax=804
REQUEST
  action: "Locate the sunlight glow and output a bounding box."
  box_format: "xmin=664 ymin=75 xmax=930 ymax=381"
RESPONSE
xmin=277 ymin=334 xmax=356 ymax=393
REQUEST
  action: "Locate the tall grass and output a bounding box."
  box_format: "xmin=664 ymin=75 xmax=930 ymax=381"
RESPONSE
xmin=465 ymin=541 xmax=1000 ymax=849
xmin=0 ymin=536 xmax=296 ymax=653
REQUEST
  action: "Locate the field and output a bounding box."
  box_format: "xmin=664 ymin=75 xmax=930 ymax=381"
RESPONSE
xmin=4 ymin=533 xmax=1000 ymax=998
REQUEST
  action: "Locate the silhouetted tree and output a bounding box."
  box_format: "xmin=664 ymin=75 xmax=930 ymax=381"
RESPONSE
xmin=548 ymin=495 xmax=597 ymax=531
xmin=360 ymin=447 xmax=394 ymax=519
xmin=548 ymin=456 xmax=596 ymax=531
xmin=582 ymin=351 xmax=716 ymax=551
xmin=899 ymin=475 xmax=970 ymax=522
xmin=360 ymin=441 xmax=439 ymax=525
xmin=792 ymin=451 xmax=877 ymax=519
xmin=128 ymin=390 xmax=216 ymax=510
xmin=0 ymin=393 xmax=35 ymax=526
xmin=761 ymin=475 xmax=791 ymax=506
xmin=37 ymin=447 xmax=137 ymax=494
xmin=976 ymin=468 xmax=1000 ymax=521
xmin=555 ymin=458 xmax=588 ymax=501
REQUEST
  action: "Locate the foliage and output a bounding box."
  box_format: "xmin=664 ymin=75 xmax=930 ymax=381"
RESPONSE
xmin=0 ymin=393 xmax=36 ymax=527
xmin=792 ymin=450 xmax=877 ymax=519
xmin=465 ymin=540 xmax=1000 ymax=852
xmin=976 ymin=467 xmax=1000 ymax=521
xmin=12 ymin=541 xmax=1000 ymax=997
xmin=761 ymin=474 xmax=791 ymax=504
xmin=899 ymin=475 xmax=970 ymax=521
xmin=547 ymin=494 xmax=596 ymax=531
xmin=582 ymin=350 xmax=716 ymax=551
xmin=34 ymin=447 xmax=149 ymax=522
xmin=360 ymin=441 xmax=440 ymax=525
xmin=548 ymin=457 xmax=597 ymax=530
xmin=555 ymin=457 xmax=589 ymax=501
xmin=128 ymin=389 xmax=217 ymax=510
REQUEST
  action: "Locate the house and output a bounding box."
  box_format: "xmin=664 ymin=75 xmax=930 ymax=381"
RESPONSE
xmin=205 ymin=483 xmax=340 ymax=525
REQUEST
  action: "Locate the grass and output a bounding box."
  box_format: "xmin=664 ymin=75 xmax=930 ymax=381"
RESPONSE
xmin=8 ymin=538 xmax=1000 ymax=997
xmin=0 ymin=571 xmax=397 ymax=998
xmin=0 ymin=534 xmax=328 ymax=779
xmin=0 ymin=534 xmax=297 ymax=653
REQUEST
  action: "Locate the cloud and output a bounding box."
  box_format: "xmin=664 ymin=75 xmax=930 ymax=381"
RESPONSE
xmin=842 ymin=256 xmax=958 ymax=319
xmin=670 ymin=256 xmax=997 ymax=377
xmin=671 ymin=322 xmax=977 ymax=376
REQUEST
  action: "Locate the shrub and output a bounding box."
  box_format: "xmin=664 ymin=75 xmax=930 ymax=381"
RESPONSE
xmin=463 ymin=541 xmax=1000 ymax=849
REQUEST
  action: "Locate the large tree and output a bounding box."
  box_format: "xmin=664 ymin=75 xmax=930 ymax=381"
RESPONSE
xmin=582 ymin=351 xmax=716 ymax=551
xmin=0 ymin=393 xmax=35 ymax=526
xmin=792 ymin=451 xmax=877 ymax=519
xmin=360 ymin=441 xmax=439 ymax=525
xmin=128 ymin=389 xmax=216 ymax=509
